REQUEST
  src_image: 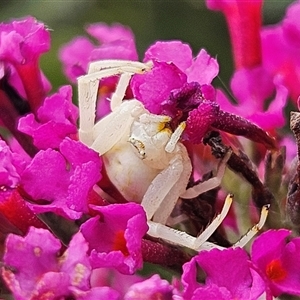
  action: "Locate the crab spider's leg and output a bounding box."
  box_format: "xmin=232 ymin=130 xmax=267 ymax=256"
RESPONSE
xmin=152 ymin=144 xmax=192 ymax=224
xmin=148 ymin=194 xmax=232 ymax=251
xmin=147 ymin=220 xmax=198 ymax=249
xmin=148 ymin=221 xmax=225 ymax=251
xmin=193 ymin=194 xmax=233 ymax=250
xmin=233 ymin=204 xmax=270 ymax=248
xmin=91 ymin=100 xmax=145 ymax=154
xmin=139 ymin=114 xmax=171 ymax=124
xmin=78 ymin=63 xmax=151 ymax=146
xmin=165 ymin=122 xmax=186 ymax=153
xmin=141 ymin=147 xmax=191 ymax=221
xmin=88 ymin=60 xmax=152 ymax=74
xmin=180 ymin=150 xmax=232 ymax=199
xmin=110 ymin=73 xmax=132 ymax=111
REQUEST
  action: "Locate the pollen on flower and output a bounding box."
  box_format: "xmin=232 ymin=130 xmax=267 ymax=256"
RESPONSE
xmin=113 ymin=230 xmax=130 ymax=256
xmin=72 ymin=263 xmax=87 ymax=286
xmin=33 ymin=246 xmax=42 ymax=257
xmin=266 ymin=259 xmax=287 ymax=282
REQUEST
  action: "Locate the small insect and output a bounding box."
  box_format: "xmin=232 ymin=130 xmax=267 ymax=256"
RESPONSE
xmin=78 ymin=59 xmax=268 ymax=251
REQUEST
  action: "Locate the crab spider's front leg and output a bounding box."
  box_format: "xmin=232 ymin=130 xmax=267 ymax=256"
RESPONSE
xmin=91 ymin=100 xmax=145 ymax=154
xmin=78 ymin=60 xmax=152 ymax=146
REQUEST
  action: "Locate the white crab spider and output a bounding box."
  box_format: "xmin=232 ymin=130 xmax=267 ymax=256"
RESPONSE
xmin=78 ymin=59 xmax=268 ymax=251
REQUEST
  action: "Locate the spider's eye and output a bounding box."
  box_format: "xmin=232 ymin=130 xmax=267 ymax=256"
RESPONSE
xmin=128 ymin=137 xmax=146 ymax=159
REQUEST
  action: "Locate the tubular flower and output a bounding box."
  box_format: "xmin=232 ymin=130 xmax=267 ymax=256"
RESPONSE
xmin=18 ymin=85 xmax=78 ymax=150
xmin=251 ymin=229 xmax=300 ymax=297
xmin=182 ymin=247 xmax=265 ymax=300
xmin=19 ymin=138 xmax=102 ymax=219
xmin=80 ymin=203 xmax=148 ymax=275
xmin=261 ymin=0 xmax=300 ymax=102
xmin=0 ymin=16 xmax=51 ymax=112
xmin=206 ymin=0 xmax=288 ymax=132
xmin=1 ymin=227 xmax=120 ymax=300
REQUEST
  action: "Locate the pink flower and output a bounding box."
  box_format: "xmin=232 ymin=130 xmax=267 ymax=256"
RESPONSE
xmin=18 ymin=85 xmax=78 ymax=149
xmin=59 ymin=22 xmax=138 ymax=83
xmin=206 ymin=0 xmax=263 ymax=70
xmin=2 ymin=227 xmax=119 ymax=299
xmin=206 ymin=0 xmax=289 ymax=132
xmin=124 ymin=274 xmax=176 ymax=300
xmin=80 ymin=203 xmax=148 ymax=274
xmin=0 ymin=140 xmax=45 ymax=235
xmin=216 ymin=67 xmax=288 ymax=130
xmin=131 ymin=41 xmax=218 ymax=114
xmin=182 ymin=247 xmax=265 ymax=299
xmin=251 ymin=229 xmax=300 ymax=297
xmin=0 ymin=139 xmax=28 ymax=188
xmin=130 ymin=40 xmax=275 ymax=148
xmin=0 ymin=16 xmax=51 ymax=111
xmin=20 ymin=138 xmax=102 ymax=219
xmin=261 ymin=0 xmax=300 ymax=102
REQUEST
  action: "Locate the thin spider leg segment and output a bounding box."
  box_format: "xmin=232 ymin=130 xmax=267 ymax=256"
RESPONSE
xmin=193 ymin=193 xmax=233 ymax=250
xmin=141 ymin=150 xmax=191 ymax=220
xmin=233 ymin=204 xmax=270 ymax=248
xmin=139 ymin=114 xmax=171 ymax=123
xmin=152 ymin=144 xmax=192 ymax=224
xmin=110 ymin=73 xmax=132 ymax=110
xmin=181 ymin=150 xmax=232 ymax=199
xmin=88 ymin=59 xmax=153 ymax=74
xmin=165 ymin=122 xmax=186 ymax=153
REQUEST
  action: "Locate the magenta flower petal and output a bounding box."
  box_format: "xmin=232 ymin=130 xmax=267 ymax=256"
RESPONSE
xmin=59 ymin=37 xmax=96 ymax=82
xmin=187 ymin=49 xmax=219 ymax=84
xmin=216 ymin=67 xmax=288 ymax=131
xmin=2 ymin=228 xmax=112 ymax=299
xmin=144 ymin=41 xmax=193 ymax=72
xmin=131 ymin=61 xmax=187 ymax=114
xmin=0 ymin=139 xmax=28 ymax=188
xmin=124 ymin=274 xmax=174 ymax=299
xmin=251 ymin=229 xmax=300 ymax=297
xmin=71 ymin=286 xmax=120 ymax=300
xmin=90 ymin=39 xmax=138 ymax=61
xmin=0 ymin=16 xmax=50 ymax=64
xmin=0 ymin=16 xmax=51 ymax=111
xmin=86 ymin=22 xmax=135 ymax=44
xmin=2 ymin=227 xmax=61 ymax=298
xmin=261 ymin=1 xmax=300 ymax=102
xmin=80 ymin=203 xmax=148 ymax=274
xmin=20 ymin=138 xmax=101 ymax=219
xmin=59 ymin=22 xmax=138 ymax=83
xmin=191 ymin=283 xmax=232 ymax=300
xmin=60 ymin=232 xmax=92 ymax=291
xmin=18 ymin=85 xmax=78 ymax=150
xmin=182 ymin=247 xmax=265 ymax=299
xmin=282 ymin=1 xmax=300 ymax=48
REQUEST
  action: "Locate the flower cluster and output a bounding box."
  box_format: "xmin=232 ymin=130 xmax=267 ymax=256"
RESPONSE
xmin=0 ymin=0 xmax=300 ymax=299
